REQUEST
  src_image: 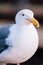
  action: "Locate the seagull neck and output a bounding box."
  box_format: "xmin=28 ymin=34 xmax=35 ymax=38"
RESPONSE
xmin=17 ymin=23 xmax=32 ymax=27
xmin=16 ymin=23 xmax=34 ymax=29
xmin=17 ymin=25 xmax=27 ymax=28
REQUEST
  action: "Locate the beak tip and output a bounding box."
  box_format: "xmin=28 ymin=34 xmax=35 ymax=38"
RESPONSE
xmin=36 ymin=24 xmax=40 ymax=28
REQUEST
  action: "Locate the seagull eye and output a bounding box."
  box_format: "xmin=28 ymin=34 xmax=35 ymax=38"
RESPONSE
xmin=22 ymin=14 xmax=25 ymax=16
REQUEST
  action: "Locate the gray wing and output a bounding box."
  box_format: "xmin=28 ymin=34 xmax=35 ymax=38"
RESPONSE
xmin=0 ymin=24 xmax=12 ymax=53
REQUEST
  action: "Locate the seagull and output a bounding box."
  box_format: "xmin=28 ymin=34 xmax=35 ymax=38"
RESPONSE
xmin=0 ymin=9 xmax=39 ymax=65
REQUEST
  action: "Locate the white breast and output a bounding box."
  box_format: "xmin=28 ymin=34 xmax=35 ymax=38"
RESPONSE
xmin=0 ymin=24 xmax=39 ymax=64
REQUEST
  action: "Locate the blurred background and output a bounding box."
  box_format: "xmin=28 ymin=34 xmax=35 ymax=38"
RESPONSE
xmin=0 ymin=0 xmax=43 ymax=65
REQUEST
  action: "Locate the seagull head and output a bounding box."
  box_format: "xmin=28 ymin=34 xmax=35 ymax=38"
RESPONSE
xmin=15 ymin=9 xmax=39 ymax=27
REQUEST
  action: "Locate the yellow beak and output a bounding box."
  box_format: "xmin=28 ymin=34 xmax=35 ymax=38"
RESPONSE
xmin=29 ymin=18 xmax=40 ymax=27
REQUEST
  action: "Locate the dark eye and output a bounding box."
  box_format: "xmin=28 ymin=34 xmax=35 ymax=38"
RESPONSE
xmin=22 ymin=14 xmax=25 ymax=16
